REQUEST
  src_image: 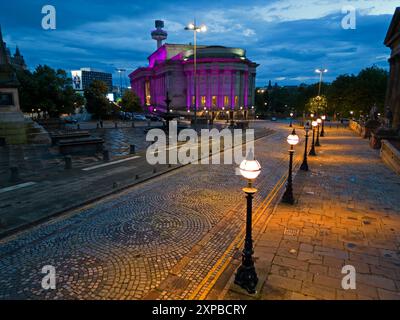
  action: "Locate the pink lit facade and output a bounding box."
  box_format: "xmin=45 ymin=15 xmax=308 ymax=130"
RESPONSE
xmin=129 ymin=44 xmax=258 ymax=114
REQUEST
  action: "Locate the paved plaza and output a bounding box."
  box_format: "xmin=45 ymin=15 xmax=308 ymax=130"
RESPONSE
xmin=0 ymin=123 xmax=399 ymax=300
xmin=0 ymin=121 xmax=292 ymax=299
xmin=223 ymin=128 xmax=400 ymax=300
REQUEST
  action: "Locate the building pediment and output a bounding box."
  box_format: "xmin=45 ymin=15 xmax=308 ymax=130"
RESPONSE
xmin=384 ymin=7 xmax=400 ymax=49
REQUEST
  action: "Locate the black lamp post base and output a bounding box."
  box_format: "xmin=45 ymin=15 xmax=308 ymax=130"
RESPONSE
xmin=282 ymin=187 xmax=295 ymax=204
xmin=320 ymin=131 xmax=325 ymax=137
xmin=309 ymin=148 xmax=316 ymax=156
xmin=234 ymin=264 xmax=258 ymax=294
xmin=300 ymin=161 xmax=309 ymax=171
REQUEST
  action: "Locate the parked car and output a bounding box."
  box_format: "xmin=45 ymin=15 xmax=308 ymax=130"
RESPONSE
xmin=132 ymin=114 xmax=147 ymax=121
xmin=271 ymin=117 xmax=277 ymax=121
xmin=63 ymin=117 xmax=78 ymax=124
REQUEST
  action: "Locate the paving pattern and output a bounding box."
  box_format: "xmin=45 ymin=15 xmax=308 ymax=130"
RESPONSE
xmin=224 ymin=128 xmax=400 ymax=300
xmin=0 ymin=122 xmax=298 ymax=299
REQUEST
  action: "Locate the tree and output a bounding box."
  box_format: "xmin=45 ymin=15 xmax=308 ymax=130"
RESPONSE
xmin=119 ymin=90 xmax=142 ymax=115
xmin=306 ymin=95 xmax=327 ymax=114
xmin=16 ymin=65 xmax=84 ymax=117
xmin=84 ymin=80 xmax=112 ymax=119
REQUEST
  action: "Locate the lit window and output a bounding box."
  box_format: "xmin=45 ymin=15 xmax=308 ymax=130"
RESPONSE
xmin=234 ymin=96 xmax=239 ymax=107
xmin=224 ymin=96 xmax=229 ymax=107
xmin=192 ymin=96 xmax=195 ymax=106
xmin=201 ymin=96 xmax=206 ymax=107
xmin=212 ymin=96 xmax=217 ymax=107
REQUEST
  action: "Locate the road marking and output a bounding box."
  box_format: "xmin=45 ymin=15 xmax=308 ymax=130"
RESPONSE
xmin=82 ymin=156 xmax=141 ymax=171
xmin=0 ymin=182 xmax=37 ymax=194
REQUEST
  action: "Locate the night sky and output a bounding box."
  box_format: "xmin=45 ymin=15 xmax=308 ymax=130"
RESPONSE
xmin=0 ymin=0 xmax=397 ymax=86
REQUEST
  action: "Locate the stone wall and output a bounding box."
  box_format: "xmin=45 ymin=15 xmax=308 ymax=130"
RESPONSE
xmin=381 ymin=139 xmax=400 ymax=175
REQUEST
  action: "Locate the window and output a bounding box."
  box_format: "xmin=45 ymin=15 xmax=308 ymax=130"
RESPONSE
xmin=192 ymin=96 xmax=195 ymax=107
xmin=201 ymin=96 xmax=206 ymax=107
xmin=224 ymin=96 xmax=229 ymax=107
xmin=212 ymin=96 xmax=217 ymax=107
xmin=145 ymin=80 xmax=151 ymax=106
xmin=234 ymin=96 xmax=239 ymax=107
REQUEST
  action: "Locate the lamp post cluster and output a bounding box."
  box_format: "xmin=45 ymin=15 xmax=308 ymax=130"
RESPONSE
xmin=235 ymin=112 xmax=328 ymax=294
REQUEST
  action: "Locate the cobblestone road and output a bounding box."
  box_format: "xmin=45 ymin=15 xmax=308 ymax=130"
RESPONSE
xmin=0 ymin=122 xmax=300 ymax=299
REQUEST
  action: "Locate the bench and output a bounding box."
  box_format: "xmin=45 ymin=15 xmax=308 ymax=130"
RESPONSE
xmin=51 ymin=131 xmax=90 ymax=145
xmin=58 ymin=137 xmax=104 ymax=156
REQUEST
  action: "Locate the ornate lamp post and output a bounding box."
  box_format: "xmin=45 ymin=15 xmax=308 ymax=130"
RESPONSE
xmin=282 ymin=129 xmax=299 ymax=204
xmin=309 ymin=120 xmax=318 ymax=156
xmin=185 ymin=21 xmax=207 ymax=131
xmin=300 ymin=121 xmax=311 ymax=171
xmin=315 ymin=68 xmax=328 ymax=96
xmin=289 ymin=112 xmax=294 ymax=127
xmin=320 ymin=115 xmax=326 ymax=137
xmin=315 ymin=118 xmax=322 ymax=147
xmin=234 ymin=151 xmax=261 ymax=294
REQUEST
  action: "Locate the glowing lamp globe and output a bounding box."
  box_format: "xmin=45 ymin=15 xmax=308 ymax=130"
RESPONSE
xmin=239 ymin=150 xmax=261 ymax=180
xmin=321 ymin=115 xmax=326 ymax=120
xmin=287 ymin=130 xmax=299 ymax=146
xmin=200 ymin=25 xmax=207 ymax=32
xmin=312 ymin=120 xmax=318 ymax=127
xmin=310 ymin=113 xmax=314 ymax=118
xmin=290 ymin=112 xmax=294 ymax=117
xmin=317 ymin=118 xmax=322 ymax=124
xmin=187 ymin=23 xmax=195 ymax=30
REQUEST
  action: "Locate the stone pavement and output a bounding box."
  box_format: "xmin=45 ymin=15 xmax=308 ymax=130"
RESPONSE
xmin=0 ymin=122 xmax=298 ymax=299
xmin=221 ymin=127 xmax=400 ymax=300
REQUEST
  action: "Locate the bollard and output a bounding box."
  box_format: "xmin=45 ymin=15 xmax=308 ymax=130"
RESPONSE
xmin=130 ymin=144 xmax=136 ymax=154
xmin=132 ymin=122 xmax=135 ymax=128
xmin=77 ymin=124 xmax=80 ymax=130
xmin=64 ymin=155 xmax=72 ymax=170
xmin=135 ymin=174 xmax=139 ymax=180
xmin=115 ymin=122 xmax=118 ymax=129
xmin=153 ymin=167 xmax=157 ymax=174
xmin=96 ymin=123 xmax=99 ymax=129
xmin=9 ymin=166 xmax=20 ymax=183
xmin=103 ymin=150 xmax=110 ymax=162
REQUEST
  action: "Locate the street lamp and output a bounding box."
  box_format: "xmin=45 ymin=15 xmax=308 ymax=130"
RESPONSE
xmin=300 ymin=121 xmax=311 ymax=171
xmin=320 ymin=115 xmax=326 ymax=137
xmin=315 ymin=118 xmax=322 ymax=147
xmin=289 ymin=112 xmax=294 ymax=127
xmin=234 ymin=150 xmax=261 ymax=294
xmin=309 ymin=120 xmax=318 ymax=156
xmin=315 ymin=68 xmax=328 ymax=96
xmin=185 ymin=21 xmax=207 ymax=131
xmin=282 ymin=129 xmax=299 ymax=204
xmin=310 ymin=113 xmax=314 ymax=119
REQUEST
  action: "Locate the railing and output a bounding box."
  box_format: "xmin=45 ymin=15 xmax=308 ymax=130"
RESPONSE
xmin=381 ymin=139 xmax=400 ymax=175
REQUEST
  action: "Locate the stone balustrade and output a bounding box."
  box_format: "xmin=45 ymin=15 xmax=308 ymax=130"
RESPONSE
xmin=380 ymin=139 xmax=400 ymax=175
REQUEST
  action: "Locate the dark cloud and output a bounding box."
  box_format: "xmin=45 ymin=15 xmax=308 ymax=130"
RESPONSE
xmin=0 ymin=0 xmax=396 ymax=85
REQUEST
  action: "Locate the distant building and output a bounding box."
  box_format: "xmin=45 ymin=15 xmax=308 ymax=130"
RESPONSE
xmin=129 ymin=21 xmax=258 ymax=117
xmin=0 ymin=26 xmax=27 ymax=71
xmin=71 ymin=68 xmax=113 ymax=93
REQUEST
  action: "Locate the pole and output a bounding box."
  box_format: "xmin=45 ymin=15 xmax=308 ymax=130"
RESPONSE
xmin=320 ymin=119 xmax=325 ymax=137
xmin=315 ymin=124 xmax=321 ymax=146
xmin=318 ymin=71 xmax=323 ymax=96
xmin=309 ymin=127 xmax=317 ymax=156
xmin=300 ymin=130 xmax=309 ymax=171
xmin=282 ymin=147 xmax=295 ymax=204
xmin=193 ymin=27 xmax=197 ymax=132
xmin=234 ymin=185 xmax=258 ymax=294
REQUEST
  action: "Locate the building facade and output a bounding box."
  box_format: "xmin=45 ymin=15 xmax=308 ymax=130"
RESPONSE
xmin=129 ymin=22 xmax=258 ymax=116
xmin=71 ymin=68 xmax=113 ymax=93
xmin=384 ymin=7 xmax=400 ymax=130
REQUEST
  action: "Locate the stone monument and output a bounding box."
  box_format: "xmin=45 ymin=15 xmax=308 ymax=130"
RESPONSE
xmin=384 ymin=7 xmax=400 ymax=131
xmin=0 ymin=26 xmax=50 ymax=145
